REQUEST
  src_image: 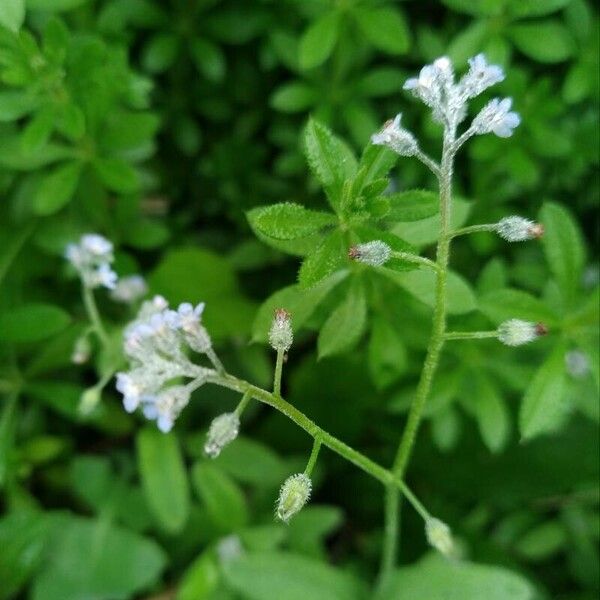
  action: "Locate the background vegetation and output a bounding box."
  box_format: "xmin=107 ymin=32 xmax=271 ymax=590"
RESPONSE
xmin=0 ymin=1 xmax=598 ymax=599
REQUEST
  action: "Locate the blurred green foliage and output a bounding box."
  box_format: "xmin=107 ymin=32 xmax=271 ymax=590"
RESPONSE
xmin=0 ymin=1 xmax=598 ymax=599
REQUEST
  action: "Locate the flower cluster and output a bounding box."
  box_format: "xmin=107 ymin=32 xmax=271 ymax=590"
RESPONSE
xmin=115 ymin=295 xmax=214 ymax=432
xmin=372 ymin=54 xmax=519 ymax=152
xmin=65 ymin=234 xmax=118 ymax=290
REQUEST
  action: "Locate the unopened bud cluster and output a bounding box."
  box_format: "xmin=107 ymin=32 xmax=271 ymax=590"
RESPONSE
xmin=65 ymin=234 xmax=118 ymax=290
xmin=204 ymin=412 xmax=240 ymax=458
xmin=269 ymin=308 xmax=293 ymax=352
xmin=115 ymin=295 xmax=214 ymax=432
xmin=425 ymin=517 xmax=454 ymax=557
xmin=71 ymin=334 xmax=91 ymax=364
xmin=276 ymin=473 xmax=312 ymax=523
xmin=496 ymin=216 xmax=544 ymax=242
xmin=373 ymin=54 xmax=519 ymax=155
xmin=497 ymin=319 xmax=547 ymax=347
xmin=348 ymin=241 xmax=391 ymax=267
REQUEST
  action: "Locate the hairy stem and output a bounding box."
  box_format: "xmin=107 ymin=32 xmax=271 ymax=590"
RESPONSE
xmin=450 ymin=223 xmax=497 ymax=238
xmin=82 ymin=285 xmax=109 ymax=346
xmin=391 ymin=251 xmax=440 ymax=273
xmin=444 ymin=330 xmax=497 ymax=340
xmin=379 ymin=130 xmax=456 ymax=583
xmin=273 ymin=349 xmax=284 ymax=396
xmin=304 ymin=437 xmax=322 ymax=476
xmin=206 ymin=371 xmax=430 ymax=519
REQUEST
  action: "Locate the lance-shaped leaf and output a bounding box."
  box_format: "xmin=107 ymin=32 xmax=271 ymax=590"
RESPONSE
xmin=247 ymin=203 xmax=336 ymax=241
xmin=298 ymin=230 xmax=346 ymax=289
xmin=386 ymin=189 xmax=440 ymax=222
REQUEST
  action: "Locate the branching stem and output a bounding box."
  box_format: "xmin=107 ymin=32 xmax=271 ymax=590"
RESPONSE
xmin=391 ymin=251 xmax=440 ymax=273
xmin=273 ymin=348 xmax=284 ymax=396
xmin=444 ymin=330 xmax=498 ymax=340
xmin=450 ymin=223 xmax=497 ymax=238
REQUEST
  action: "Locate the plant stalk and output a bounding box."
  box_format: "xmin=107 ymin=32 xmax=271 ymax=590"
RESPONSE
xmin=379 ymin=129 xmax=456 ymax=583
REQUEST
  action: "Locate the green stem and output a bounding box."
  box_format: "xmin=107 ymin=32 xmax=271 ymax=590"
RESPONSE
xmin=444 ymin=330 xmax=498 ymax=340
xmin=82 ymin=284 xmax=109 ymax=346
xmin=391 ymin=251 xmax=440 ymax=273
xmin=304 ymin=437 xmax=322 ymax=476
xmin=206 ymin=372 xmax=426 ymax=515
xmin=206 ymin=347 xmax=225 ymax=374
xmin=273 ymin=348 xmax=284 ymax=397
xmin=234 ymin=391 xmax=252 ymax=417
xmin=450 ymin=223 xmax=497 ymax=238
xmin=379 ymin=130 xmax=456 ymax=584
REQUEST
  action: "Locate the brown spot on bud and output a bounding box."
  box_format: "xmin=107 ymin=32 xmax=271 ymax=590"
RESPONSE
xmin=348 ymin=246 xmax=361 ymax=260
xmin=535 ymin=323 xmax=548 ymax=337
xmin=274 ymin=308 xmax=291 ymax=321
xmin=529 ymin=223 xmax=544 ymax=239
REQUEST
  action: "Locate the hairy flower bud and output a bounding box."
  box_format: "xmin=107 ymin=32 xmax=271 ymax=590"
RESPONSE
xmin=371 ymin=114 xmax=419 ymax=157
xmin=425 ymin=517 xmax=454 ymax=557
xmin=71 ymin=335 xmax=91 ymax=364
xmin=276 ymin=473 xmax=311 ymax=523
xmin=269 ymin=308 xmax=293 ymax=352
xmin=497 ymin=319 xmax=547 ymax=346
xmin=110 ymin=274 xmax=148 ymax=303
xmin=496 ymin=216 xmax=544 ymax=242
xmin=348 ymin=240 xmax=391 ymax=267
xmin=471 ymin=97 xmax=520 ymax=138
xmin=204 ymin=412 xmax=240 ymax=458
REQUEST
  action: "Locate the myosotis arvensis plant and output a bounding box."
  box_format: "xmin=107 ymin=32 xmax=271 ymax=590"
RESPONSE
xmin=66 ymin=53 xmax=549 ymax=587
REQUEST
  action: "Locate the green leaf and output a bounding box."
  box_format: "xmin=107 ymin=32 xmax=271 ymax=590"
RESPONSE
xmin=142 ymin=32 xmax=179 ymax=73
xmin=539 ymin=202 xmax=585 ymax=304
xmin=93 ymin=157 xmax=140 ymax=194
xmin=515 ymin=521 xmax=567 ymax=561
xmin=299 ymin=11 xmax=340 ymax=70
xmin=392 ymin=197 xmax=471 ymax=246
xmin=271 ymin=82 xmax=317 ymax=112
xmin=287 ymin=506 xmax=343 ymax=557
xmin=509 ymin=21 xmax=575 ymax=63
xmin=247 ymin=203 xmax=336 ymax=241
xmin=252 ymin=271 xmax=348 ymax=342
xmin=441 ymin=0 xmax=504 ymax=16
xmin=462 ymin=372 xmax=510 ymax=453
xmin=376 ymin=553 xmax=535 ymax=600
xmin=0 ymin=511 xmax=54 ymax=600
xmin=192 ymin=462 xmax=248 ymax=532
xmin=303 ymin=118 xmax=356 ymax=211
xmin=386 ymin=189 xmax=440 ymax=222
xmin=211 ymin=436 xmax=288 ymax=488
xmin=21 ymin=107 xmax=55 ymax=152
xmin=368 ymin=315 xmax=407 ymax=390
xmin=136 ymin=427 xmax=190 ymax=533
xmin=177 ymin=551 xmax=220 ymax=600
xmin=190 ymin=38 xmax=225 ymax=82
xmin=385 ymin=270 xmax=476 ymax=315
xmin=0 ymin=91 xmax=38 ymax=122
xmin=27 ymin=0 xmax=89 ymax=10
xmin=222 ymin=552 xmax=365 ymax=600
xmin=520 ymin=342 xmax=569 ymax=441
xmin=479 ymin=288 xmax=558 ymax=325
xmin=353 ymin=144 xmax=397 ymax=194
xmin=149 ymin=247 xmax=255 ymax=339
xmin=508 ymin=0 xmax=572 ymax=17
xmin=354 ymin=7 xmax=410 ymax=55
xmin=318 ymin=278 xmax=366 ymax=358
xmin=31 ymin=515 xmax=166 ymax=600
xmin=298 ymin=230 xmax=346 ymax=289
xmin=0 ymin=0 xmax=25 ymax=33
xmin=33 ymin=161 xmax=81 ymax=215
xmin=0 ymin=303 xmax=70 ymax=343
xmin=449 ymin=21 xmax=489 ymax=65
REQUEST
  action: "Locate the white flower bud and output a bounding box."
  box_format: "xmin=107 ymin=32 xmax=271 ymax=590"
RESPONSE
xmin=79 ymin=386 xmax=101 ymax=415
xmin=459 ymin=54 xmax=504 ymax=99
xmin=496 ymin=216 xmax=544 ymax=242
xmin=565 ymin=350 xmax=589 ymax=378
xmin=371 ymin=114 xmax=419 ymax=157
xmin=110 ymin=274 xmax=148 ymax=303
xmin=497 ymin=319 xmax=547 ymax=346
xmin=471 ymin=97 xmax=520 ymax=138
xmin=71 ymin=335 xmax=92 ymax=364
xmin=65 ymin=233 xmax=118 ymax=290
xmin=425 ymin=517 xmax=454 ymax=557
xmin=268 ymin=308 xmax=293 ymax=352
xmin=216 ymin=535 xmax=244 ymax=564
xmin=204 ymin=412 xmax=240 ymax=458
xmin=348 ymin=240 xmax=391 ymax=267
xmin=276 ymin=473 xmax=311 ymax=523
